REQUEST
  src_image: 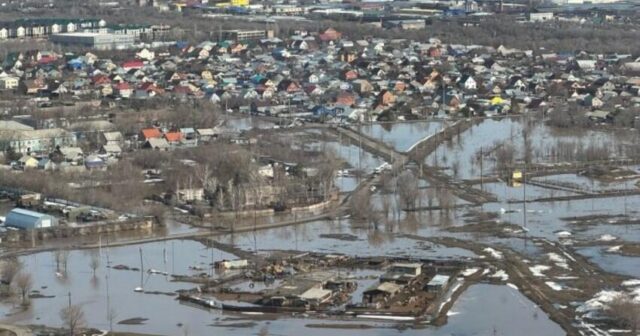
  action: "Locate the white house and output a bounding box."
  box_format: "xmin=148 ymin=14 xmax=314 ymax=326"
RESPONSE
xmin=461 ymin=76 xmax=477 ymax=90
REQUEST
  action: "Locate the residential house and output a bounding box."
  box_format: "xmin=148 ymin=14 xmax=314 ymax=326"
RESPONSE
xmin=319 ymin=28 xmax=341 ymax=42
xmin=180 ymin=128 xmax=198 ymax=147
xmin=458 ymin=75 xmax=477 ymax=91
xmin=58 ymin=146 xmax=84 ymax=164
xmin=140 ymin=128 xmax=162 ymax=141
xmin=164 ymin=131 xmax=182 ymax=147
xmin=99 ymin=144 xmax=122 ymax=158
xmin=113 ymin=82 xmax=133 ymax=98
xmin=196 ymin=128 xmax=215 ymax=143
xmin=101 ymin=131 xmax=123 ymax=147
xmin=144 ymin=137 xmax=170 ymax=150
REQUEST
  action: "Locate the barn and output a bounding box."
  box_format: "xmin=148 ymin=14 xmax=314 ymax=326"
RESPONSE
xmin=5 ymin=208 xmax=57 ymax=230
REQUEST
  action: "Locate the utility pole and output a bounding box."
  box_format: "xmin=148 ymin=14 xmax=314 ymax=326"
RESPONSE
xmin=523 ymin=163 xmax=528 ymax=248
xmin=480 ymin=146 xmax=484 ymax=191
xmin=139 ymin=248 xmax=144 ymax=290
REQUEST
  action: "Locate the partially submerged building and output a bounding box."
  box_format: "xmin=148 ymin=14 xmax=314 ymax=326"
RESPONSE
xmin=363 ymin=282 xmax=403 ymax=305
xmin=380 ymin=262 xmax=422 ymax=284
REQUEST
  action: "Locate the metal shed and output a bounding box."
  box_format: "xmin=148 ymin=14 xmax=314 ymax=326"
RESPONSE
xmin=425 ymin=274 xmax=451 ymax=293
xmin=5 ymin=208 xmax=57 ymax=230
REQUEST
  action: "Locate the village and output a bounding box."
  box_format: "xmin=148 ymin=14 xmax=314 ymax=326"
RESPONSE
xmin=0 ymin=0 xmax=638 ymax=335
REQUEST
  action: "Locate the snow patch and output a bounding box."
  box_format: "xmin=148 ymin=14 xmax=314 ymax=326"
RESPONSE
xmin=556 ymin=231 xmax=572 ymax=237
xmin=621 ymin=279 xmax=640 ymax=287
xmin=358 ymin=315 xmax=415 ymax=321
xmin=490 ymin=269 xmax=509 ymax=281
xmin=437 ymin=282 xmax=463 ymax=314
xmin=483 ymin=247 xmax=503 ymax=260
xmin=545 ymin=281 xmax=563 ymax=291
xmin=507 ymin=283 xmax=518 ymax=290
xmin=461 ymin=268 xmax=480 ymax=277
xmin=529 ymin=265 xmax=551 ymax=277
xmin=577 ymin=290 xmax=624 ymax=313
xmin=547 ymin=252 xmax=570 ymax=269
xmin=599 ymin=234 xmax=617 ymax=242
xmin=607 ymin=245 xmax=622 ymax=253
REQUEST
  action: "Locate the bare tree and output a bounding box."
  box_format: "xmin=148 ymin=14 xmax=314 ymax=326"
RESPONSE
xmin=349 ymin=188 xmax=373 ymax=221
xmin=60 ymin=305 xmax=86 ymax=336
xmin=451 ymin=160 xmax=460 ymax=180
xmin=1 ymin=258 xmax=21 ymax=288
xmin=194 ymin=164 xmax=218 ymax=196
xmin=54 ymin=249 xmax=70 ymax=273
xmin=426 ymin=188 xmax=435 ymax=209
xmin=89 ymin=252 xmax=100 ymax=276
xmin=397 ymin=170 xmax=420 ymax=210
xmin=607 ymin=295 xmax=640 ymax=333
xmin=13 ymin=272 xmax=32 ymax=306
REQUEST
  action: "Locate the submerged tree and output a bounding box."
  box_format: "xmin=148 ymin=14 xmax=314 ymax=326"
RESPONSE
xmin=13 ymin=272 xmax=32 ymax=306
xmin=60 ymin=304 xmax=86 ymax=336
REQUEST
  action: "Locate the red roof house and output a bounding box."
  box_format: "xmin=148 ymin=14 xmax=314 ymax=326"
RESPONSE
xmin=141 ymin=128 xmax=162 ymax=140
xmin=319 ymin=28 xmax=342 ymax=42
xmin=164 ymin=131 xmax=182 ymax=143
xmin=122 ymin=60 xmax=144 ymax=70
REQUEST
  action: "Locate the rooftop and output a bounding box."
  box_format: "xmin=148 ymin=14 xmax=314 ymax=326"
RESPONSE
xmin=8 ymin=208 xmax=50 ymax=219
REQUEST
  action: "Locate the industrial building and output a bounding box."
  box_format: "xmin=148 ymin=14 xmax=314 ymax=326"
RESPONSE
xmin=5 ymin=208 xmax=57 ymax=230
xmin=50 ymin=32 xmax=135 ymax=50
xmin=220 ymin=29 xmax=268 ymax=41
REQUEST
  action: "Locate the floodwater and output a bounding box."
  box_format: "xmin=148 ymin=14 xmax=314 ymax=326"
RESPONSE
xmin=427 ymin=117 xmax=635 ymax=180
xmin=575 ymin=246 xmax=640 ymax=278
xmin=0 ymin=250 xmax=566 ymax=336
xmin=326 ymin=141 xmax=386 ymax=173
xmin=0 ymin=239 xmax=236 ymax=332
xmin=438 ymin=284 xmax=565 ymax=336
xmin=218 ymin=219 xmax=476 ymax=259
xmin=2 ymin=117 xmax=635 ymax=334
xmin=355 ymin=121 xmax=444 ymax=153
xmin=534 ymin=173 xmax=639 ymax=193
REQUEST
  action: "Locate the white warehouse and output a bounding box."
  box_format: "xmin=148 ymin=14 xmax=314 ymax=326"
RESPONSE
xmin=50 ymin=32 xmax=135 ymax=50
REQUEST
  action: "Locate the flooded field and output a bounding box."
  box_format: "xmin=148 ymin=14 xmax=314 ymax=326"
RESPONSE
xmin=0 ymin=239 xmax=565 ymax=336
xmin=576 ymin=246 xmax=640 ymax=278
xmin=426 ymin=117 xmax=638 ymax=179
xmin=326 ymin=141 xmax=386 ymax=173
xmin=218 ymin=218 xmax=476 ymax=259
xmin=0 ymin=240 xmax=235 ymax=332
xmin=532 ymin=173 xmax=639 ymax=193
xmin=2 ymin=116 xmax=640 ymax=336
xmin=441 ymin=284 xmax=564 ymax=336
